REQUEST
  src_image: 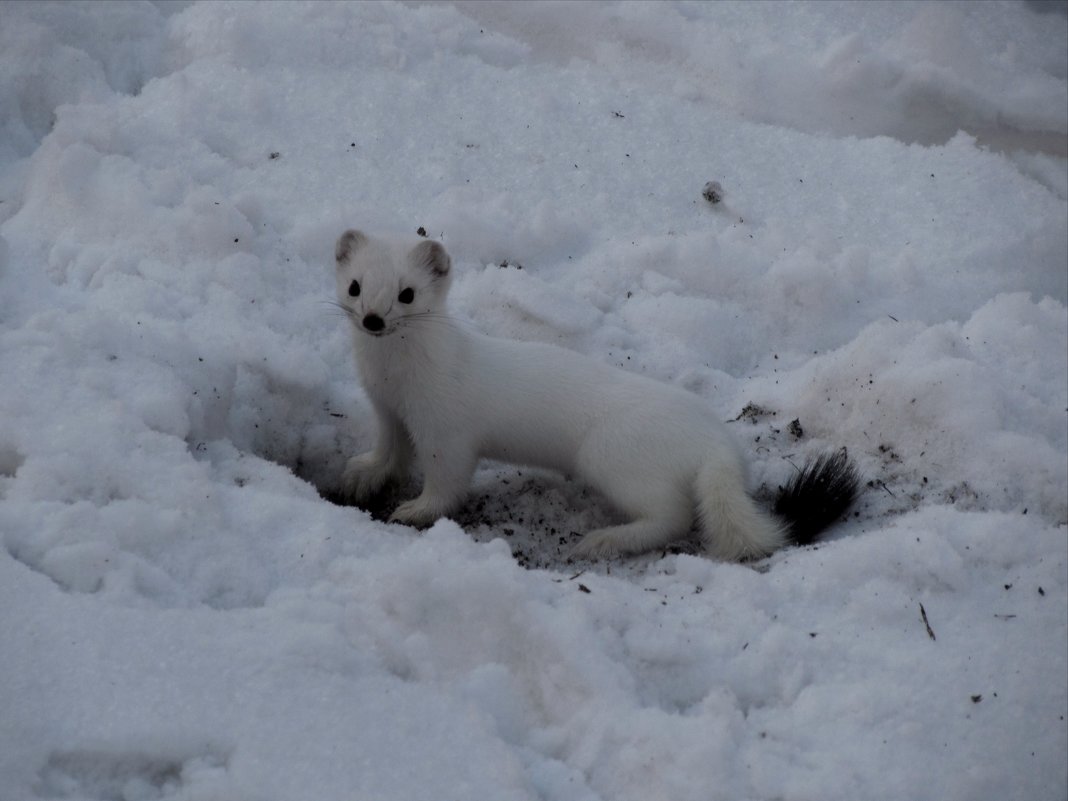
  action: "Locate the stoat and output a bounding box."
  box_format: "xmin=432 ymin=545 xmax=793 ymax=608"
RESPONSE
xmin=334 ymin=229 xmax=859 ymax=560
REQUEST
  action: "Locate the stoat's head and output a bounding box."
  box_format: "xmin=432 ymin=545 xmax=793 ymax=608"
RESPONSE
xmin=334 ymin=229 xmax=452 ymax=337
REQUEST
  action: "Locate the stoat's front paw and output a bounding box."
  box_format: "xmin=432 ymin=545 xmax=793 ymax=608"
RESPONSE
xmin=341 ymin=452 xmax=391 ymax=503
xmin=389 ymin=496 xmax=447 ymax=529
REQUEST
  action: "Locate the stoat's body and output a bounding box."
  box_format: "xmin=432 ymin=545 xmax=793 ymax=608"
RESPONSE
xmin=335 ymin=230 xmax=858 ymax=560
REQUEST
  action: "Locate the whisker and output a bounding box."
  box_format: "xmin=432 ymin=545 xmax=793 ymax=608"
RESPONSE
xmin=395 ymin=311 xmax=479 ymax=332
xmin=322 ymin=302 xmax=481 ymax=335
xmin=323 ymin=301 xmax=360 ymax=324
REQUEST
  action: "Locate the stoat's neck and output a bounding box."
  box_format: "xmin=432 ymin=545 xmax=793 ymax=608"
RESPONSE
xmin=351 ymin=315 xmax=465 ymax=399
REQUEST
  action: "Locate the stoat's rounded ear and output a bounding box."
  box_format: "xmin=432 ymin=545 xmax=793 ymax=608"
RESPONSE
xmin=336 ymin=229 xmax=367 ymax=264
xmin=410 ymin=239 xmax=450 ymax=277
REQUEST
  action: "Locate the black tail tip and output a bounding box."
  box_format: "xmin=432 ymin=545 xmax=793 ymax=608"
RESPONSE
xmin=773 ymin=449 xmax=861 ymax=546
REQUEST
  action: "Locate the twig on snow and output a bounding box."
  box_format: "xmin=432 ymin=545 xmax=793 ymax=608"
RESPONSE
xmin=919 ymin=603 xmax=936 ymax=640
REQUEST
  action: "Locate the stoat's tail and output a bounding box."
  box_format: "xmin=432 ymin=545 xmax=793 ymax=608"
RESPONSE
xmin=773 ymin=450 xmax=861 ymax=546
xmin=696 ymin=449 xmax=860 ymax=561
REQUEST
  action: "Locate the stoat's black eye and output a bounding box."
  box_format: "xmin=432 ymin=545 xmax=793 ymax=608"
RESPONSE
xmin=398 ymin=287 xmax=415 ymax=304
xmin=348 ymin=280 xmax=360 ymax=297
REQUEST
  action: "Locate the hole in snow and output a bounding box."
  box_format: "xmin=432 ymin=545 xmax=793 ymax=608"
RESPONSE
xmin=181 ymin=361 xmax=359 ymax=500
xmin=0 ymin=445 xmax=24 ymax=478
xmin=34 ymin=748 xmax=230 ymax=801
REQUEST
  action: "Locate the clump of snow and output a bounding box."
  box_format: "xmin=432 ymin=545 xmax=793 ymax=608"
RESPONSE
xmin=0 ymin=2 xmax=1065 ymax=800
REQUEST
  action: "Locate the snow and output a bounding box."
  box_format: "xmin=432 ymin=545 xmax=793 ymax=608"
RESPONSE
xmin=0 ymin=1 xmax=1065 ymax=799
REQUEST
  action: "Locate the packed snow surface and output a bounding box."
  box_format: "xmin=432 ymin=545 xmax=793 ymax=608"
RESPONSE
xmin=1 ymin=2 xmax=1066 ymax=799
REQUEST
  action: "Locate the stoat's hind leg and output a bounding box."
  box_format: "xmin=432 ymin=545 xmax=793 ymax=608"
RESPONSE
xmin=570 ymin=454 xmax=695 ymax=559
xmin=570 ymin=415 xmax=701 ymax=559
xmin=570 ymin=517 xmax=688 ymax=559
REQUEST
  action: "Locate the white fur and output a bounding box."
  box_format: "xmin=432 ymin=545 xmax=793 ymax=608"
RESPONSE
xmin=335 ymin=231 xmax=787 ymax=560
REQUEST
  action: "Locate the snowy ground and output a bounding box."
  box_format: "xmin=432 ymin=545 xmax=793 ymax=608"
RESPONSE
xmin=1 ymin=1 xmax=1066 ymax=799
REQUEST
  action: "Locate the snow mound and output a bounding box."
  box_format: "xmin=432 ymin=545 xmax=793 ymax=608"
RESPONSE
xmin=0 ymin=2 xmax=1064 ymax=800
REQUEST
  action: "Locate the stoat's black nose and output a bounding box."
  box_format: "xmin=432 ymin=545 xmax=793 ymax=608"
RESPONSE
xmin=362 ymin=314 xmax=385 ymax=332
